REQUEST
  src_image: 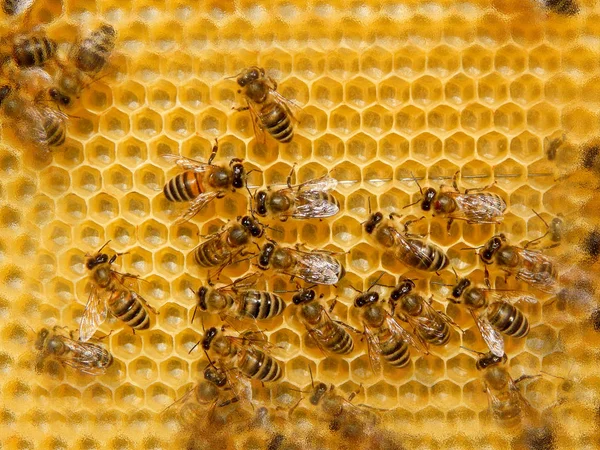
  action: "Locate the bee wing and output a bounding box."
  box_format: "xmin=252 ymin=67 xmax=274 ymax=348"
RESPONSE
xmin=445 ymin=193 xmax=506 ymax=223
xmin=14 ymin=102 xmax=49 ymax=151
xmin=269 ymin=89 xmax=304 ymax=123
xmin=390 ymin=228 xmax=438 ymax=269
xmin=386 ymin=315 xmax=428 ymax=355
xmin=514 ymin=248 xmax=558 ymax=294
xmin=294 ymin=251 xmax=343 ymax=285
xmin=292 ymin=190 xmax=340 ymax=219
xmin=421 ymin=301 xmax=462 ymax=332
xmin=176 ymin=190 xmax=221 ymax=224
xmin=295 ymin=176 xmax=338 ymax=193
xmin=162 ymin=154 xmax=212 ymax=172
xmin=79 ymin=287 xmax=109 ymax=342
xmin=482 ymin=289 xmax=538 ymax=305
xmin=231 ymin=272 xmax=261 ymax=291
xmin=57 ymin=337 xmax=111 ymax=375
xmin=363 ymin=324 xmax=382 ymax=373
xmin=470 ymin=309 xmax=504 ymax=358
xmin=244 ymin=101 xmax=267 ymax=145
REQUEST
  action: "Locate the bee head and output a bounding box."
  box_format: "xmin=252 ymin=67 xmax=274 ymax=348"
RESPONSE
xmin=237 ymin=66 xmax=264 ymax=88
xmin=0 ymin=85 xmax=11 ymax=104
xmin=354 ymin=291 xmax=379 ymax=308
xmin=476 ymin=352 xmax=507 ymax=371
xmin=480 ymin=234 xmax=505 ymax=264
xmin=390 ymin=278 xmax=415 ymax=301
xmin=49 ymin=88 xmax=71 ymax=107
xmin=241 ymin=215 xmax=263 ymax=238
xmin=86 ymin=252 xmax=109 ymax=270
xmin=202 ymin=327 xmax=218 ymax=351
xmin=292 ymin=289 xmax=316 ymax=305
xmin=258 ymin=242 xmax=275 ymax=270
xmin=452 ymin=278 xmax=471 ymax=299
xmin=255 ymin=190 xmax=268 ymax=216
xmin=196 ymin=286 xmax=209 ymax=311
xmin=364 ymin=212 xmax=383 ymax=234
xmin=421 ymin=188 xmax=437 ymax=212
xmin=231 ymin=161 xmax=245 ymax=189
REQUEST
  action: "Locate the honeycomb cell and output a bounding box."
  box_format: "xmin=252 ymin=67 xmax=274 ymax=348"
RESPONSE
xmin=129 ymin=357 xmax=159 ymax=387
xmin=529 ymin=44 xmax=561 ymax=77
xmin=294 ymin=48 xmax=326 ymax=81
xmin=297 ymin=106 xmax=327 ymax=139
xmin=38 ymin=167 xmax=70 ymax=198
xmin=510 ymin=131 xmax=542 ymax=163
xmin=445 ymin=73 xmax=475 ymax=106
xmin=114 ymin=81 xmax=147 ymax=112
xmin=111 ymin=330 xmax=143 ymax=360
xmin=99 ymin=107 xmax=131 ymax=140
xmin=344 ymin=76 xmax=376 ymax=109
xmin=361 ymin=105 xmax=393 ymax=137
xmin=510 ymin=74 xmax=543 ymax=106
xmin=428 ymin=105 xmax=459 ymax=133
xmin=412 ymin=75 xmax=443 ymax=107
xmin=397 ymin=381 xmax=429 ymax=411
xmin=314 ymin=134 xmax=344 ymax=165
xmin=56 ymin=192 xmax=85 ymax=225
xmin=431 ymin=380 xmax=461 ymax=411
xmin=412 ymin=133 xmax=443 ymax=164
xmin=114 ymin=383 xmax=145 ymax=411
xmin=329 ymin=105 xmax=360 ymax=136
xmin=196 ymin=107 xmax=228 ymax=138
xmin=476 ymin=131 xmax=508 ymax=162
xmin=75 ymin=220 xmax=105 ymax=249
xmin=428 ymin=45 xmax=460 ymax=78
xmin=527 ymin=102 xmax=560 ymax=133
xmin=478 ymin=73 xmax=508 ymax=105
xmin=378 ymin=76 xmax=410 ymax=109
xmin=460 ymin=103 xmax=492 ymax=133
xmin=462 ymin=44 xmax=493 ymax=76
xmin=494 ymin=103 xmax=525 ymax=133
xmin=81 ymin=81 xmax=113 ymax=115
xmin=495 ymin=44 xmax=527 ymax=76
xmin=526 ymin=324 xmax=558 ymax=356
xmin=395 ymin=105 xmax=426 ymax=136
xmin=131 ymin=108 xmax=163 ymax=140
xmin=394 ymin=46 xmax=426 ymax=78
xmin=326 ymin=48 xmax=359 ymax=81
xmin=104 ymin=164 xmax=133 ymax=194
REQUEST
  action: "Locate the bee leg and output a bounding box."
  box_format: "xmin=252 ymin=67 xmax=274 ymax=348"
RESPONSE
xmin=287 ymin=163 xmax=297 ymax=189
xmin=513 ymin=374 xmax=541 ymax=385
xmin=233 ymin=106 xmax=250 ymax=112
xmin=464 ymin=183 xmax=494 ymax=194
xmin=207 ymin=138 xmax=219 ymax=165
xmin=446 ymin=218 xmax=454 ymax=235
xmin=287 ymin=395 xmax=304 ymax=419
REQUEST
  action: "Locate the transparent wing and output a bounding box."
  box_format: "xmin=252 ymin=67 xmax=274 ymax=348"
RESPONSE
xmin=389 ymin=227 xmax=438 ymax=269
xmin=269 ymin=89 xmax=304 ymax=123
xmin=515 ymin=248 xmax=558 ymax=293
xmin=162 ymin=154 xmax=212 ymax=172
xmin=245 ymin=101 xmax=267 ymax=145
xmin=446 ymin=193 xmax=507 ymax=223
xmin=59 ymin=337 xmax=111 ymax=375
xmin=482 ymin=289 xmax=538 ymax=305
xmin=386 ymin=315 xmax=428 ymax=355
xmin=363 ymin=324 xmax=382 ymax=373
xmin=79 ymin=287 xmax=108 ymax=342
xmin=470 ymin=309 xmax=504 ymax=358
xmin=421 ymin=301 xmax=462 ymax=330
xmin=13 ymin=102 xmax=49 ymax=151
xmin=292 ymin=191 xmax=340 ymax=219
xmin=294 ymin=251 xmax=343 ymax=285
xmin=177 ymin=190 xmax=221 ymax=224
xmin=296 ymin=176 xmax=338 ymax=193
xmin=230 ymin=272 xmax=261 ymax=291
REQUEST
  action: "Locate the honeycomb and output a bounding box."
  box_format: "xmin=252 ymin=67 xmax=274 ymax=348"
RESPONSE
xmin=2 ymin=0 xmax=600 ymax=448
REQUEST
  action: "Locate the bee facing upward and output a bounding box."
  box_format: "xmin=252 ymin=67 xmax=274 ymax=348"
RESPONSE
xmin=364 ymin=212 xmax=449 ymax=272
xmin=35 ymin=326 xmax=113 ymax=375
xmin=163 ymin=140 xmax=245 ymax=223
xmin=234 ymin=66 xmax=300 ymax=144
xmin=79 ymin=242 xmax=157 ymax=342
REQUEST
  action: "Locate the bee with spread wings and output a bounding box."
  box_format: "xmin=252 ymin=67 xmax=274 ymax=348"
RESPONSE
xmin=254 ymin=170 xmax=340 ymax=221
xmin=35 ymin=326 xmax=113 ymax=375
xmin=450 ymin=277 xmax=536 ymax=358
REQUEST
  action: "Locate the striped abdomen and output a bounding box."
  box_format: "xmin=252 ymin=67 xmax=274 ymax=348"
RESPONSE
xmin=380 ymin=334 xmax=411 ymax=367
xmin=193 ymin=237 xmax=230 ymax=268
xmin=239 ymin=290 xmax=286 ymax=320
xmin=488 ymin=302 xmax=529 ymax=338
xmin=417 ymin=316 xmax=451 ymax=346
xmin=75 ymin=26 xmax=116 ymax=74
xmin=238 ymin=348 xmax=282 ymax=382
xmin=259 ymin=101 xmax=293 ymax=143
xmin=13 ymin=36 xmax=57 ymax=67
xmin=398 ymin=239 xmax=449 ymax=272
xmin=109 ymin=290 xmax=150 ymax=330
xmin=44 ymin=115 xmax=66 ymax=147
xmin=164 ymin=171 xmax=204 ymax=202
xmin=312 ymin=320 xmax=354 ymax=355
xmin=544 ymin=0 xmax=578 ymax=15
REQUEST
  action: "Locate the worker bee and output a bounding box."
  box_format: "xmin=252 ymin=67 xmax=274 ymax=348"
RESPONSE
xmin=414 ymin=172 xmax=506 ymax=233
xmin=194 ymin=272 xmax=286 ymax=322
xmin=193 ymin=216 xmax=263 ymax=270
xmin=35 ymin=326 xmax=113 ymax=375
xmin=199 ymin=327 xmax=283 ymax=382
xmin=583 ymin=229 xmax=600 ymax=262
xmin=234 ymin=66 xmax=301 ymax=144
xmin=537 ymin=0 xmax=579 ymax=15
xmin=480 ymin=234 xmax=559 ymax=294
xmin=364 ymin=212 xmax=449 ymax=272
xmin=389 ymin=278 xmax=460 ymax=348
xmin=292 ymin=288 xmax=354 ymax=355
xmin=450 ymin=277 xmax=536 ymax=357
xmin=162 ymin=140 xmax=245 ymax=223
xmin=79 ymin=241 xmax=157 ymax=342
xmin=2 ymin=0 xmax=34 ymax=16
xmin=0 ymin=84 xmax=66 ymax=151
xmin=257 ymin=241 xmax=345 ymax=285
xmin=353 ymin=279 xmax=424 ymax=371
xmin=48 ymin=23 xmax=116 ymax=107
xmin=4 ymin=33 xmax=58 ymax=68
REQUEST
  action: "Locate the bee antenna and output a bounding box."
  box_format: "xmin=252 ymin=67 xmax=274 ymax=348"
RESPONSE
xmin=308 ymin=364 xmax=315 ymax=388
xmin=191 ymin=304 xmax=199 ymax=324
xmin=460 ymin=245 xmax=484 ymax=251
xmin=97 ymin=240 xmax=112 ymax=253
xmin=204 ymin=351 xmax=217 ymax=369
xmin=430 ymin=281 xmax=454 ymax=287
xmin=367 ymin=272 xmax=386 ymax=292
xmin=531 ymin=208 xmax=549 ymax=228
xmin=189 ymin=339 xmax=201 ymax=355
xmin=201 ymin=316 xmax=206 ymax=332
xmin=367 ymin=197 xmax=372 ymax=215
xmin=410 ymin=171 xmax=424 ymax=196
xmin=459 ymin=345 xmax=486 ymax=356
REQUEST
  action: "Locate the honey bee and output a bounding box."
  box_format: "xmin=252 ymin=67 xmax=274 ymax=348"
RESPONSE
xmin=79 ymin=241 xmax=157 ymax=342
xmin=35 ymin=326 xmax=113 ymax=375
xmin=0 ymin=84 xmax=66 ymax=151
xmin=234 ymin=66 xmax=301 ymax=144
xmin=257 ymin=241 xmax=345 ymax=286
xmin=4 ymin=33 xmax=58 ymax=68
xmin=292 ymin=288 xmax=354 ymax=355
xmin=193 ymin=216 xmax=263 ymax=270
xmin=48 ymin=23 xmax=116 ymax=107
xmin=526 ymin=211 xmax=563 ymax=251
xmin=194 ymin=272 xmax=286 ymax=322
xmin=480 ymin=234 xmax=558 ymax=294
xmin=162 ymin=140 xmax=245 ymax=223
xmin=200 ymin=327 xmax=283 ymax=383
xmin=364 ymin=212 xmax=449 ymax=272
xmin=353 ymin=280 xmax=425 ymax=371
xmin=537 ymin=0 xmax=579 ymax=15
xmin=389 ymin=278 xmax=460 ymax=349
xmin=583 ymin=229 xmax=600 ymax=262
xmin=254 ymin=171 xmax=340 ymax=221
xmin=414 ymin=172 xmax=506 ymax=233
xmin=2 ymin=0 xmax=34 ymax=16
xmin=450 ymin=277 xmax=536 ymax=357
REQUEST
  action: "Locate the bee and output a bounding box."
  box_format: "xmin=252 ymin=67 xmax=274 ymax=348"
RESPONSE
xmin=79 ymin=241 xmax=157 ymax=342
xmin=234 ymin=66 xmax=301 ymax=144
xmin=2 ymin=0 xmax=34 ymax=16
xmin=389 ymin=278 xmax=460 ymax=348
xmin=480 ymin=234 xmax=558 ymax=294
xmin=0 ymin=84 xmax=66 ymax=151
xmin=48 ymin=23 xmax=116 ymax=107
xmin=526 ymin=211 xmax=563 ymax=252
xmin=353 ymin=280 xmax=424 ymax=371
xmin=5 ymin=33 xmax=58 ymax=68
xmin=257 ymin=241 xmax=345 ymax=285
xmin=35 ymin=326 xmax=113 ymax=375
xmin=292 ymin=288 xmax=354 ymax=355
xmin=450 ymin=277 xmax=536 ymax=357
xmin=537 ymin=0 xmax=579 ymax=15
xmin=545 ymin=134 xmax=565 ymax=161
xmin=193 ymin=216 xmax=263 ymax=270
xmin=194 ymin=272 xmax=286 ymax=322
xmin=414 ymin=172 xmax=506 ymax=233
xmin=200 ymin=327 xmax=283 ymax=383
xmin=583 ymin=229 xmax=600 ymax=262
xmin=162 ymin=140 xmax=245 ymax=223
xmin=364 ymin=212 xmax=449 ymax=272
xmin=254 ymin=169 xmax=340 ymax=221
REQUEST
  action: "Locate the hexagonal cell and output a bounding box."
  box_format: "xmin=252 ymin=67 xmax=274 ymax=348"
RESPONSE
xmin=361 ymin=105 xmax=393 ymax=137
xmin=297 ymin=105 xmax=327 ymax=139
xmin=311 ymin=77 xmax=343 ymax=110
xmin=495 ymin=44 xmax=527 ymax=76
xmin=145 ymin=329 xmax=174 ymax=362
xmin=129 ymin=356 xmax=159 ymax=387
xmin=131 ymin=107 xmax=163 ymax=140
xmin=529 ymin=44 xmax=560 ymax=77
xmin=331 ymin=216 xmax=361 ymax=248
xmin=80 ymin=80 xmax=113 ymax=114
xmin=344 ymin=133 xmax=376 ymax=165
xmin=411 ymin=75 xmax=443 ymax=107
xmin=460 ymin=103 xmax=492 ymax=133
xmin=294 ymin=48 xmax=325 ymax=81
xmin=114 ymin=80 xmax=146 ymax=112
xmin=393 ymin=46 xmax=426 ymax=78
xmin=395 ymin=105 xmax=426 ymax=136
xmin=326 ymin=48 xmax=359 ymax=81
xmin=462 ymin=44 xmax=493 ymax=76
xmin=111 ymin=329 xmax=143 ymax=360
xmin=86 ymin=135 xmax=116 ymax=168
xmin=428 ymin=105 xmax=459 ymax=133
xmin=116 ymin=136 xmax=148 ymax=169
xmin=313 ymin=134 xmax=344 ymax=166
xmin=104 ymin=164 xmax=133 ymax=194
xmin=56 ymin=193 xmax=86 ymax=223
xmin=99 ymin=107 xmax=131 ymax=140
xmin=527 ymin=102 xmax=559 ymax=133
xmin=510 ymin=74 xmax=543 ymax=106
xmin=545 ymin=74 xmax=578 ymax=105
xmin=133 ymin=163 xmax=164 ymax=197
xmin=494 ymin=102 xmax=525 ymax=133
xmin=445 ymin=73 xmax=475 ymax=106
xmin=430 ymin=380 xmax=461 ymax=411
xmin=344 ymin=76 xmax=376 ymax=109
xmin=444 ymin=132 xmax=475 ymax=163
xmin=378 ymin=76 xmax=410 ymax=109
xmin=163 ymin=107 xmax=195 ymax=140
xmin=411 ymin=133 xmax=443 ymax=164
xmin=196 ymin=106 xmax=228 ymax=138
xmin=114 ymin=383 xmax=145 ymax=411
xmin=329 ymin=105 xmax=360 ymax=136
xmin=478 ymin=73 xmax=508 ymax=105
xmin=397 ymin=380 xmax=429 ymax=411
xmin=526 ymin=324 xmax=558 ymax=357
xmin=510 ymin=131 xmax=542 ymax=164
xmin=74 ymin=220 xmax=105 ymax=249
xmin=71 ymin=166 xmax=101 ymax=197
xmin=120 ymin=192 xmax=151 ymax=224
xmin=348 ymin=242 xmax=380 ymax=274
xmin=124 ymin=246 xmax=154 ymax=277
xmin=154 ymin=247 xmax=184 ymax=278
xmin=428 ymin=45 xmax=460 ymax=78
xmin=146 ymin=382 xmax=176 ymax=412
xmin=360 ymin=46 xmax=392 ymax=80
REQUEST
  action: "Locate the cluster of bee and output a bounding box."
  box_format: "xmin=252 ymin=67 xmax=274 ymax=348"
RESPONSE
xmin=0 ymin=0 xmax=115 ymax=154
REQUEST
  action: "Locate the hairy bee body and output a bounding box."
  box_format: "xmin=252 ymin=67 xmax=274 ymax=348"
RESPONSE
xmin=163 ymin=171 xmax=207 ymax=202
xmin=257 ymin=100 xmax=294 ymax=143
xmin=487 ymin=302 xmax=529 ymax=338
xmin=238 ymin=290 xmax=286 ymax=320
xmin=542 ymin=0 xmax=579 ymax=15
xmin=13 ymin=35 xmax=57 ymax=67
